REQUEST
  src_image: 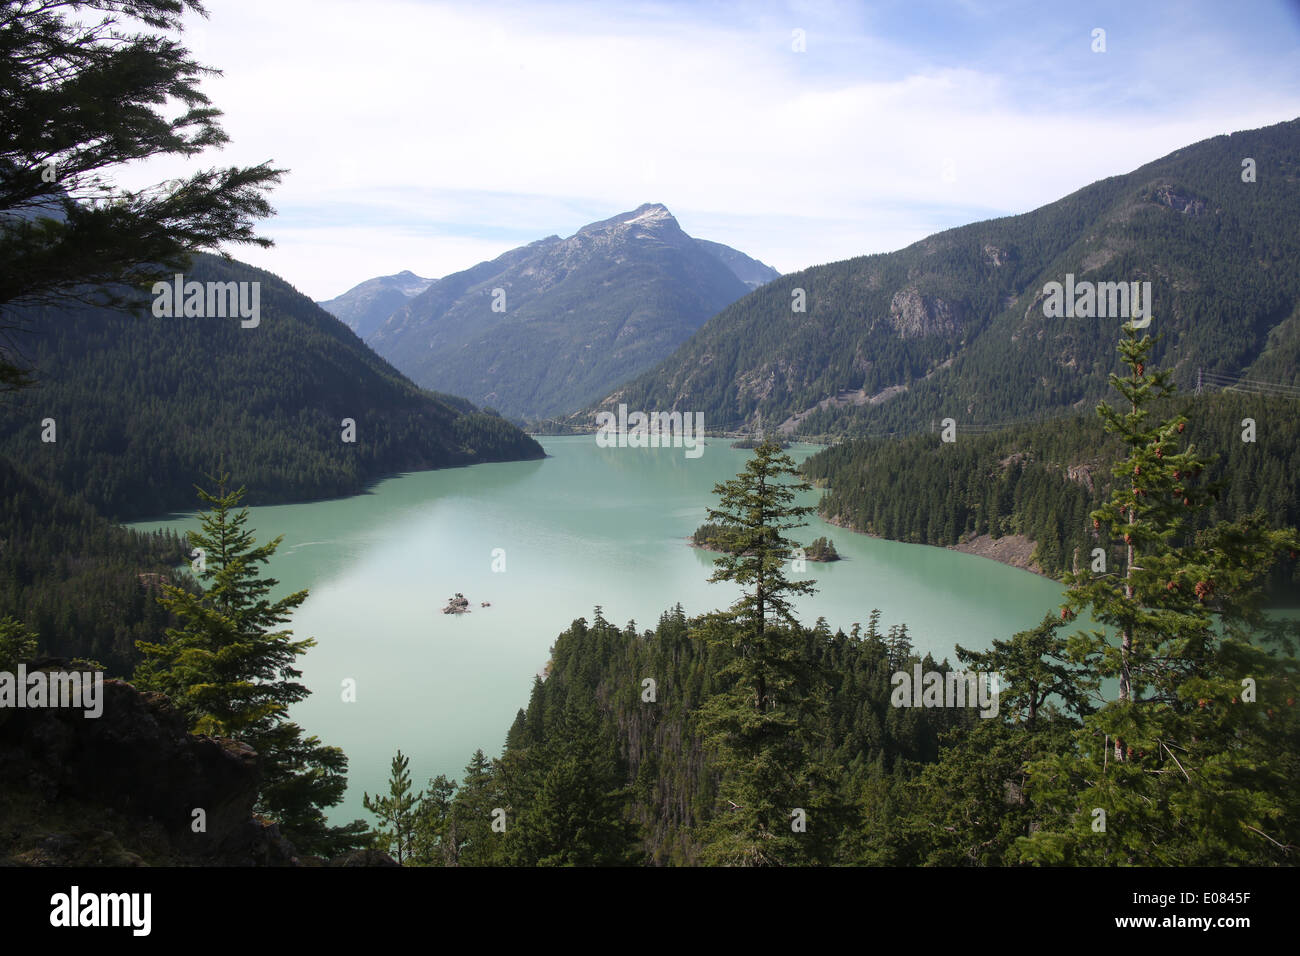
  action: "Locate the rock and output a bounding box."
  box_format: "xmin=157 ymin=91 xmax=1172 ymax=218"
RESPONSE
xmin=442 ymin=593 xmax=472 ymax=614
xmin=0 ymin=660 xmax=300 ymax=866
xmin=888 ymin=287 xmax=963 ymax=339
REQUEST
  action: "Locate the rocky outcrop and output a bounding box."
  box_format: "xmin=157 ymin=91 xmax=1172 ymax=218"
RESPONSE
xmin=0 ymin=661 xmax=390 ymax=866
xmin=949 ymin=534 xmax=1044 ymax=576
xmin=1065 ymin=463 xmax=1095 ymax=493
xmin=1149 ymin=183 xmax=1210 ymax=216
xmin=888 ymin=288 xmax=963 ymax=339
xmin=982 ymin=244 xmax=1009 ymax=267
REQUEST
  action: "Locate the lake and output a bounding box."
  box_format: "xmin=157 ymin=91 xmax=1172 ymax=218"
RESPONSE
xmin=128 ymin=435 xmax=1067 ymax=826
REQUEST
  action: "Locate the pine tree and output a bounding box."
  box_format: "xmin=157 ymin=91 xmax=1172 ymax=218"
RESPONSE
xmin=449 ymin=749 xmax=507 ymax=866
xmin=704 ymin=438 xmax=818 ymax=710
xmin=955 ymin=613 xmax=1096 ymax=729
xmin=1017 ymin=326 xmax=1300 ymax=864
xmin=411 ymin=774 xmax=458 ymax=866
xmin=134 ymin=475 xmax=367 ymax=857
xmin=695 ymin=439 xmax=828 ymax=865
xmin=135 ymin=476 xmax=312 ymax=737
xmin=885 ymin=623 xmax=912 ymax=672
xmin=0 ymin=0 xmax=282 ymax=392
xmin=503 ymin=699 xmax=635 ymax=866
xmin=363 ymin=750 xmax=423 ymax=865
xmin=0 ymin=615 xmax=37 ymax=670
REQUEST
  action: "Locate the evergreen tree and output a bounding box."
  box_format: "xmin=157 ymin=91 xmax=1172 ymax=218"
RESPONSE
xmin=134 ymin=475 xmax=367 ymax=857
xmin=705 ymin=439 xmax=818 ymax=644
xmin=1017 ymin=327 xmax=1300 ymax=864
xmin=0 ymin=0 xmax=282 ymax=392
xmin=0 ymin=615 xmax=37 ymax=670
xmin=411 ymin=774 xmax=458 ymax=866
xmin=696 ymin=439 xmax=827 ymax=865
xmin=449 ymin=749 xmax=507 ymax=866
xmin=504 ymin=699 xmax=636 ymax=866
xmin=955 ymin=613 xmax=1096 ymax=729
xmin=363 ymin=750 xmax=423 ymax=865
xmin=885 ymin=623 xmax=912 ymax=672
xmin=135 ymin=476 xmax=313 ymax=737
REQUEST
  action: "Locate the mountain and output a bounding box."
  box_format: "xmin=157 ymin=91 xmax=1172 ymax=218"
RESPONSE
xmin=316 ymin=270 xmax=436 ymax=340
xmin=0 ymin=253 xmax=544 ymax=520
xmin=366 ymin=203 xmax=780 ymax=420
xmin=692 ymin=238 xmax=780 ymax=290
xmin=587 ymin=118 xmax=1300 ymax=437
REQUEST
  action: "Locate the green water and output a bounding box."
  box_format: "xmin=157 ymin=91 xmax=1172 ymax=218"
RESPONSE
xmin=128 ymin=436 xmax=1067 ymax=825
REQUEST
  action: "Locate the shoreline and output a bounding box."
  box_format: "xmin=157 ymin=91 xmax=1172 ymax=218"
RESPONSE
xmin=819 ymin=511 xmax=1053 ymax=580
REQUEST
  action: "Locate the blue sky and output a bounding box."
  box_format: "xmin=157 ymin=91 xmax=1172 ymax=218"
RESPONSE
xmin=117 ymin=0 xmax=1300 ymax=299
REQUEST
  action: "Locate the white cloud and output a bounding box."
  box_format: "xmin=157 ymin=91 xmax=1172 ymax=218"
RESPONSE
xmin=106 ymin=0 xmax=1300 ymax=298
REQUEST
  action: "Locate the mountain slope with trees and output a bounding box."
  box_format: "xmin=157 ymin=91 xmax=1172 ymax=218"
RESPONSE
xmin=588 ymin=118 xmax=1300 ymax=437
xmin=0 ymin=455 xmax=189 ymax=676
xmin=0 ymin=253 xmax=543 ymax=520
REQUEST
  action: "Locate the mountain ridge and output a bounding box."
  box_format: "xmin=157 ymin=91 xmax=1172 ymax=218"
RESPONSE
xmin=0 ymin=253 xmax=543 ymax=520
xmin=365 ymin=203 xmax=779 ymax=420
xmin=317 ymin=269 xmax=436 ymax=340
xmin=583 ymin=118 xmax=1300 ymax=438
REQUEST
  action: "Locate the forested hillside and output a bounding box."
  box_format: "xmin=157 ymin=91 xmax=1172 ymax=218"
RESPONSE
xmin=590 ymin=118 xmax=1300 ymax=437
xmin=0 ymin=253 xmax=543 ymax=520
xmin=801 ymin=390 xmax=1300 ymax=593
xmin=0 ymin=456 xmax=189 ymax=676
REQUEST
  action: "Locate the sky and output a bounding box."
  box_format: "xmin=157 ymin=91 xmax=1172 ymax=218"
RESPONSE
xmin=113 ymin=0 xmax=1300 ymax=301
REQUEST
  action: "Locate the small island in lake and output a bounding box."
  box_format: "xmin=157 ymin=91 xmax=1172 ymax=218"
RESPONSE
xmin=803 ymin=536 xmax=840 ymax=561
xmin=690 ymin=523 xmax=840 ymax=561
xmin=442 ymin=592 xmax=471 ymax=614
